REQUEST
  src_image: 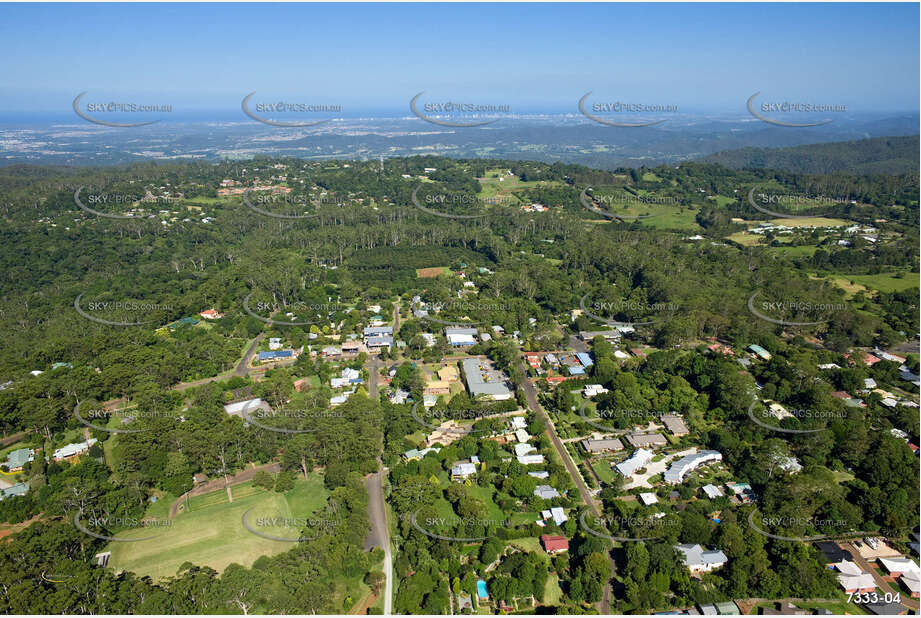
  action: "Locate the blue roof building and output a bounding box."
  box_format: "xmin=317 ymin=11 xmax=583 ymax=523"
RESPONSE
xmin=258 ymin=350 xmax=294 ymax=361
xmin=575 ymin=353 xmax=594 ymax=367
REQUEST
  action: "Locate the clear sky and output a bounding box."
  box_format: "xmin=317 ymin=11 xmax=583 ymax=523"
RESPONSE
xmin=1 ymin=2 xmax=918 ymax=114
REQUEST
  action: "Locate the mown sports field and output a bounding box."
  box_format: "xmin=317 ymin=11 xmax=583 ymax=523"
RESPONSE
xmin=105 ymin=475 xmax=328 ymax=581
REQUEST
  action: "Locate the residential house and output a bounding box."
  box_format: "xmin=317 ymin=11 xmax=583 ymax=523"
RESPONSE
xmin=540 ymin=534 xmax=569 ymax=554
xmin=615 ymin=448 xmax=654 ymax=477
xmin=451 ymin=462 xmax=477 ymax=481
xmin=0 ymin=482 xmax=29 ymax=501
xmin=581 ymin=438 xmax=624 ymax=454
xmin=664 ymin=451 xmax=723 ymax=484
xmin=534 ymin=485 xmax=561 ymax=500
xmin=835 ymin=561 xmax=876 ymax=594
xmin=701 ymin=484 xmax=723 ymax=499
xmin=814 ymin=541 xmax=853 ymax=567
xmin=518 ymin=454 xmax=545 ymax=465
xmin=583 ymin=384 xmax=609 ymax=398
xmin=4 ymin=448 xmax=34 ymax=472
xmin=626 ymin=432 xmax=668 ymax=448
xmin=676 ymin=544 xmax=728 ymax=574
xmin=437 ymin=365 xmax=459 ymax=382
xmin=509 ymin=416 xmax=527 ymax=430
xmin=53 ymin=439 xmax=98 ymax=461
xmin=403 ymin=447 xmax=440 ymax=461
xmin=661 ymin=414 xmax=690 ymax=436
xmin=514 ymin=443 xmax=537 ymax=457
xmin=224 ymin=398 xmax=272 ymax=418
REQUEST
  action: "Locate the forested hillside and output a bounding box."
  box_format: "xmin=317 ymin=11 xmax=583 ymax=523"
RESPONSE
xmin=701 ymin=135 xmax=920 ymax=175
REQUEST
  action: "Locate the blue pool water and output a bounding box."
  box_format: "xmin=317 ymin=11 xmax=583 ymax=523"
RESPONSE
xmin=477 ymin=579 xmax=488 ymax=598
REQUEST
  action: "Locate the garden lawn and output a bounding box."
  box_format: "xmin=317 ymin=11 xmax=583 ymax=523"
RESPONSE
xmin=105 ymin=476 xmax=328 ymax=581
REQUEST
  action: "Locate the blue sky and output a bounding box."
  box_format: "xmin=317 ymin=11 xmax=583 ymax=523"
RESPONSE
xmin=1 ymin=3 xmax=918 ymax=114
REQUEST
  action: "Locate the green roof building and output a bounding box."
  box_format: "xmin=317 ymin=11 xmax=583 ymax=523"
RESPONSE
xmin=5 ymin=448 xmax=33 ymax=471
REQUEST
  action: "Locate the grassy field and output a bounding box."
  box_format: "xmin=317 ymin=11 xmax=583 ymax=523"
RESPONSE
xmin=507 ymin=536 xmax=542 ymax=553
xmin=106 ymin=476 xmax=328 ymax=580
xmin=770 ymin=244 xmax=820 ymax=257
xmin=416 ymin=266 xmax=451 ymax=278
xmin=768 ymin=216 xmax=852 ymax=228
xmin=542 ymin=573 xmax=563 ymax=606
xmin=725 ymin=232 xmax=764 ymax=247
xmin=843 ymin=272 xmax=920 ymax=293
xmin=591 ymin=459 xmax=616 ymax=484
xmin=816 ymin=271 xmax=919 ymax=299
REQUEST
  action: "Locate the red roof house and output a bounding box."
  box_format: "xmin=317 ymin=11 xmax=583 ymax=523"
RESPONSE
xmin=541 ymin=534 xmax=569 ymax=554
xmin=199 ymin=309 xmax=224 ymax=320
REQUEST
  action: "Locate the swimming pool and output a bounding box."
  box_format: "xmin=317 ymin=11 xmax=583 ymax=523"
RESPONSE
xmin=476 ymin=579 xmax=488 ymax=599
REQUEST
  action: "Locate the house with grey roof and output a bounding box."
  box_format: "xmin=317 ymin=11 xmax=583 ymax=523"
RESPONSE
xmin=534 ymin=485 xmax=561 ymax=500
xmin=676 ymin=543 xmax=728 ymax=573
xmin=615 ymin=448 xmax=654 ymax=477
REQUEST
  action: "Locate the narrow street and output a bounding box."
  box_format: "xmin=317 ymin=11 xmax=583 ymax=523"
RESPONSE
xmin=515 ymin=358 xmax=614 ymax=614
xmin=364 ymin=467 xmax=393 ymax=614
xmin=363 ymin=352 xmax=391 ymax=613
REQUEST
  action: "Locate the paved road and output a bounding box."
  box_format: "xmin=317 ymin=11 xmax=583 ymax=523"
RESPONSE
xmin=0 ymin=432 xmax=26 ymax=448
xmin=364 ymin=467 xmax=393 ymax=615
xmin=515 ymin=357 xmax=613 ymax=614
xmin=366 ymin=356 xmax=383 ymax=399
xmin=235 ymin=333 xmax=265 ymax=376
